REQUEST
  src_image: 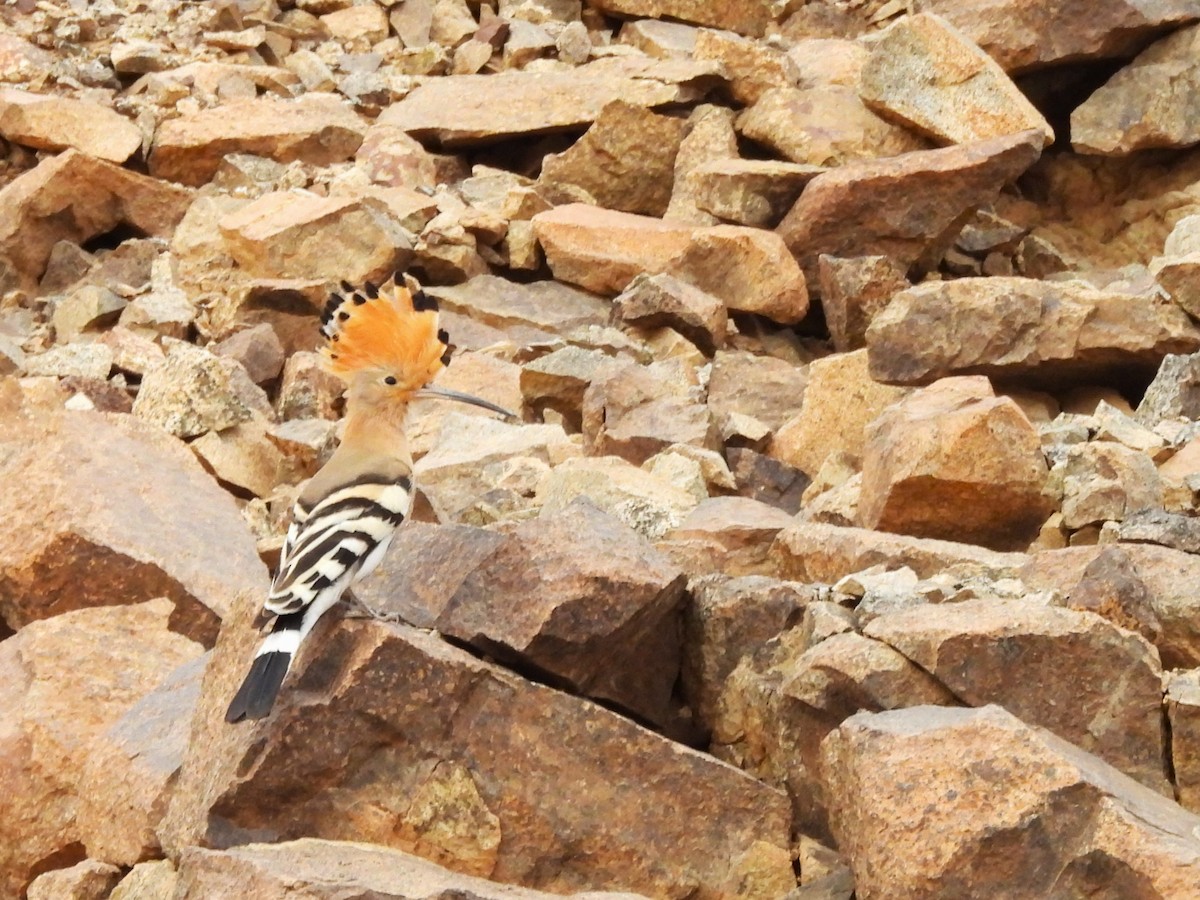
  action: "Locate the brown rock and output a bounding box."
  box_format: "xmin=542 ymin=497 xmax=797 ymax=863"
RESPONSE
xmin=707 ymin=349 xmax=808 ymax=433
xmin=27 ymin=860 xmax=122 ymax=900
xmin=917 ymin=0 xmax=1200 ymax=73
xmin=692 ymin=28 xmax=799 ymax=105
xmin=1060 ymin=441 xmax=1163 ymax=529
xmin=378 ymin=57 xmax=722 ymax=145
xmin=777 ymin=131 xmax=1044 ymax=286
xmin=689 ymin=158 xmax=825 ymax=228
xmin=150 ymin=95 xmax=367 ymax=186
xmin=737 ymin=86 xmax=928 ymax=167
xmin=520 ymin=346 xmax=625 ymax=428
xmin=588 ymin=0 xmax=775 ymax=36
xmin=0 ymin=600 xmax=203 ymax=898
xmin=617 ymin=18 xmax=700 ymax=58
xmin=211 ymin=323 xmax=286 ymax=386
xmin=613 ymin=273 xmax=727 ymax=355
xmin=865 ymin=599 xmax=1168 ymax=792
xmin=859 ymin=14 xmax=1054 ymax=146
xmin=859 ymin=377 xmax=1053 ymax=551
xmin=323 ymin=3 xmax=389 ymax=43
xmin=1168 ymin=669 xmax=1200 ymax=813
xmin=218 ymin=190 xmax=411 ymax=284
xmin=0 ymin=89 xmax=142 ymax=163
xmin=1137 ymin=351 xmax=1200 ymax=425
xmin=726 ymin=448 xmax=810 ymax=514
xmin=539 ymin=101 xmax=686 ymax=217
xmin=175 ymin=840 xmax=648 ymax=900
xmin=191 ymin=418 xmax=290 ymax=499
xmin=769 ymin=349 xmax=910 ymax=479
xmin=0 ymin=408 xmax=268 ymax=641
xmin=51 ymin=284 xmax=127 ymax=341
xmin=428 ymin=274 xmax=609 ymax=345
xmin=0 ymin=149 xmax=192 ymax=282
xmin=406 ymin=352 xmax=524 ymax=457
xmin=818 ymin=255 xmax=909 ymax=352
xmin=772 ymin=520 xmax=1027 ymax=584
xmin=665 ymin=103 xmax=739 ymax=225
xmin=867 ymin=276 xmax=1200 ymax=386
xmin=823 ymin=705 xmax=1200 ymax=899
xmin=787 ymin=38 xmax=868 ymax=88
xmin=162 ymin=613 xmax=794 ymax=898
xmin=660 ymin=496 xmax=796 ymax=577
xmin=277 ymin=350 xmax=344 ymax=420
xmin=1062 ymin=545 xmax=1163 ymax=647
xmin=355 ymin=123 xmax=467 ymax=190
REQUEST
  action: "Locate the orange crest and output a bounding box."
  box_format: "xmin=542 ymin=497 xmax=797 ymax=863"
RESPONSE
xmin=319 ymin=274 xmax=450 ymax=392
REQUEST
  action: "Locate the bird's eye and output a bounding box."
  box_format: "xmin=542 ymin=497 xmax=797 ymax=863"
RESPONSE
xmin=384 ymin=376 xmax=398 ymax=386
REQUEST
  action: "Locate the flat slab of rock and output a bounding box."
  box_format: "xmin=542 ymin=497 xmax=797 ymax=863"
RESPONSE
xmin=150 ymin=94 xmax=367 ymax=186
xmin=175 ymin=840 xmax=648 ymax=900
xmin=688 ymin=158 xmax=825 ymax=228
xmin=0 ymin=149 xmax=192 ymax=281
xmin=866 ymin=276 xmax=1200 ymax=386
xmin=1072 ymin=23 xmax=1200 ymax=156
xmin=427 ymin=274 xmax=610 ymax=341
xmin=777 ymin=131 xmax=1043 ymax=286
xmin=0 ymin=89 xmax=143 ymax=162
xmin=534 ymin=203 xmax=809 ymax=324
xmin=162 ymin=610 xmax=794 ymax=899
xmin=590 ymin=0 xmax=775 ymax=36
xmin=823 ymin=705 xmax=1200 ymax=898
xmin=859 ymin=13 xmax=1053 ymax=146
xmin=378 ymin=57 xmax=722 ymax=146
xmin=0 ymin=407 xmax=267 ymax=641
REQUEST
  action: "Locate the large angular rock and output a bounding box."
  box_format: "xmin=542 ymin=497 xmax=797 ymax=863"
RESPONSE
xmin=0 ymin=408 xmax=267 ymax=641
xmin=150 ymin=95 xmax=367 ymax=186
xmin=583 ymin=0 xmax=775 ymax=37
xmin=859 ymin=377 xmax=1054 ymax=551
xmin=688 ymin=158 xmax=824 ymax=229
xmin=917 ymin=0 xmax=1200 ymax=73
xmin=218 ymin=190 xmax=411 ymax=284
xmin=1060 ymin=441 xmax=1163 ymax=529
xmin=0 ymin=149 xmax=192 ymax=281
xmin=777 ymin=131 xmax=1043 ymax=286
xmin=664 ymin=103 xmax=739 ymax=225
xmin=1072 ymin=23 xmax=1200 ymax=156
xmin=0 ymin=89 xmax=143 ymax=163
xmin=692 ymin=29 xmax=799 ymax=105
xmin=378 ymin=57 xmax=722 ymax=145
xmin=534 ymin=204 xmax=809 ymax=323
xmin=162 ymin=609 xmax=795 ymax=898
xmin=818 ymin=255 xmax=909 ymax=352
xmin=27 ymin=860 xmax=121 ymax=900
xmin=1167 ymin=669 xmax=1200 ymax=813
xmin=427 ymin=274 xmax=609 ymax=345
xmin=0 ymin=600 xmax=204 ymax=899
xmin=867 ymin=276 xmax=1200 ymax=386
xmin=864 ymin=599 xmax=1169 ymax=792
xmin=355 ymin=502 xmax=686 ymax=725
xmin=659 ymin=496 xmax=796 ymax=578
xmin=707 ymin=349 xmax=808 ymax=433
xmin=823 ymin=705 xmax=1200 ymax=899
xmin=859 ymin=14 xmax=1053 ymax=146
xmin=613 ymin=273 xmax=727 ymax=355
xmin=174 ymin=840 xmax=647 ymax=900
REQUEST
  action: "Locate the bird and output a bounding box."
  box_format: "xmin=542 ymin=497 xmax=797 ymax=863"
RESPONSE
xmin=225 ymin=272 xmax=515 ymax=723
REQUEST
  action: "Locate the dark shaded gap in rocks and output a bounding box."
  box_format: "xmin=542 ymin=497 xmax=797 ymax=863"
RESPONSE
xmin=1015 ymin=58 xmax=1128 ymax=150
xmin=81 ymin=221 xmax=148 ymax=254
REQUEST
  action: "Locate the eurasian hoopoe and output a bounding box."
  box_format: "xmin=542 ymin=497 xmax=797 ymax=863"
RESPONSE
xmin=225 ymin=273 xmax=514 ymax=723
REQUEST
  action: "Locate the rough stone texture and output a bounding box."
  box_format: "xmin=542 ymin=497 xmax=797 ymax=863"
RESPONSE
xmin=1072 ymin=23 xmax=1200 ymax=156
xmin=211 ymin=323 xmax=286 ymax=386
xmin=539 ymin=101 xmax=686 ymax=217
xmin=1060 ymin=441 xmax=1164 ymax=529
xmin=864 ymin=599 xmax=1169 ymax=792
xmin=586 ymin=0 xmax=775 ymax=37
xmin=916 ymin=0 xmax=1200 ymax=73
xmin=867 ymin=276 xmax=1200 ymax=386
xmin=688 ymin=158 xmax=824 ymax=228
xmin=427 ymin=274 xmax=609 ymax=346
xmin=707 ymin=349 xmax=808 ymax=434
xmin=859 ymin=14 xmax=1054 ymax=146
xmin=0 ymin=89 xmax=142 ymax=163
xmin=659 ymin=496 xmax=797 ymax=578
xmin=818 ymin=255 xmax=909 ymax=352
xmin=0 ymin=149 xmax=192 ymax=282
xmin=27 ymin=860 xmax=122 ymax=900
xmin=665 ymin=103 xmax=739 ymax=225
xmin=378 ymin=57 xmax=722 ymax=145
xmin=354 ymin=501 xmax=686 ymax=726
xmin=0 ymin=407 xmax=267 ymax=641
xmin=612 ymin=273 xmax=727 ymax=355
xmin=1136 ymin=351 xmax=1200 ymax=425
xmin=859 ymin=377 xmax=1054 ymax=551
xmin=823 ymin=705 xmax=1200 ymax=899
xmin=772 ymin=521 xmax=1027 ymax=584
xmin=1168 ymin=669 xmax=1200 ymax=813
xmin=162 ymin=611 xmax=794 ymax=899
xmin=692 ymin=28 xmax=799 ymax=106
xmin=0 ymin=600 xmax=203 ymax=899
xmin=109 ymin=860 xmax=178 ymax=900
xmin=150 ymin=94 xmax=367 ymax=186
xmin=737 ymin=86 xmax=928 ymax=168
xmin=777 ymin=130 xmax=1044 ymax=286
xmin=175 ymin=840 xmax=648 ymax=900
xmin=770 ymin=349 xmax=910 ymax=479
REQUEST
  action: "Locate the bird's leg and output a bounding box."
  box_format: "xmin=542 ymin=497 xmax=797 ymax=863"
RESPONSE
xmin=341 ymin=588 xmax=406 ymax=623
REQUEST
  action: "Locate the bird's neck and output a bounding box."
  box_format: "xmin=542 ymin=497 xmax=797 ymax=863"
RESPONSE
xmin=340 ymin=397 xmax=412 ymax=465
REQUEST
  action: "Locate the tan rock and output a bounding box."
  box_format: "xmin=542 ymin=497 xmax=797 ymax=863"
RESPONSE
xmin=0 ymin=89 xmax=142 ymax=163
xmin=0 ymin=408 xmax=267 ymax=640
xmin=355 ymin=123 xmax=466 ymax=190
xmin=1060 ymin=441 xmax=1163 ymax=529
xmin=772 ymin=520 xmax=1027 ymax=584
xmin=539 ymin=100 xmax=686 ymax=216
xmin=865 ymin=599 xmax=1168 ymax=791
xmin=689 ymin=158 xmax=824 ymax=228
xmin=218 ymin=190 xmax=411 ymax=284
xmin=520 ymin=346 xmax=624 ymax=427
xmin=859 ymin=14 xmax=1054 ymax=146
xmin=21 ymin=342 xmax=114 ymax=380
xmin=777 ymin=131 xmax=1044 ymax=286
xmin=1168 ymin=669 xmax=1200 ymax=813
xmin=818 ymin=255 xmax=909 ymax=352
xmin=659 ymin=496 xmax=795 ymax=577
xmin=823 ymin=705 xmax=1200 ymax=899
xmin=737 ymin=86 xmax=928 ymax=167
xmin=428 ymin=274 xmax=609 ymax=345
xmin=918 ymin=0 xmax=1200 ymax=73
xmin=277 ymin=350 xmax=344 ymax=421
xmin=860 ymin=377 xmax=1053 ymax=550
xmin=867 ymin=276 xmax=1200 ymax=385
xmin=665 ymin=103 xmax=739 ymax=224
xmin=769 ymin=349 xmax=910 ymax=478
xmin=191 ymin=418 xmax=290 ymax=499
xmin=406 ymin=352 xmax=524 ymax=457
xmin=707 ymin=349 xmax=808 ymax=433
xmin=617 ymin=18 xmax=700 ymax=58
xmin=594 ymin=0 xmax=775 ymax=36
xmin=0 ymin=149 xmax=192 ymax=282
xmin=211 ymin=322 xmax=286 ymax=386
xmin=51 ymin=284 xmax=127 ymax=341
xmin=175 ymin=840 xmax=647 ymax=900
xmin=150 ymin=95 xmax=367 ymax=186
xmin=323 ymin=3 xmax=389 ymax=43
xmin=692 ymin=28 xmax=799 ymax=105
xmin=378 ymin=57 xmax=722 ymax=145
xmin=109 ymin=860 xmax=178 ymax=900
xmin=613 ymin=273 xmax=726 ymax=355
xmin=27 ymin=860 xmax=122 ymax=900
xmin=0 ymin=600 xmax=203 ymax=898
xmin=163 ymin=612 xmax=794 ymax=898
xmin=787 ymin=38 xmax=868 ymax=88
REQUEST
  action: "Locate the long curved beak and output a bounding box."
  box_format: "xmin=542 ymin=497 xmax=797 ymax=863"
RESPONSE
xmin=414 ymin=386 xmax=518 ymax=421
